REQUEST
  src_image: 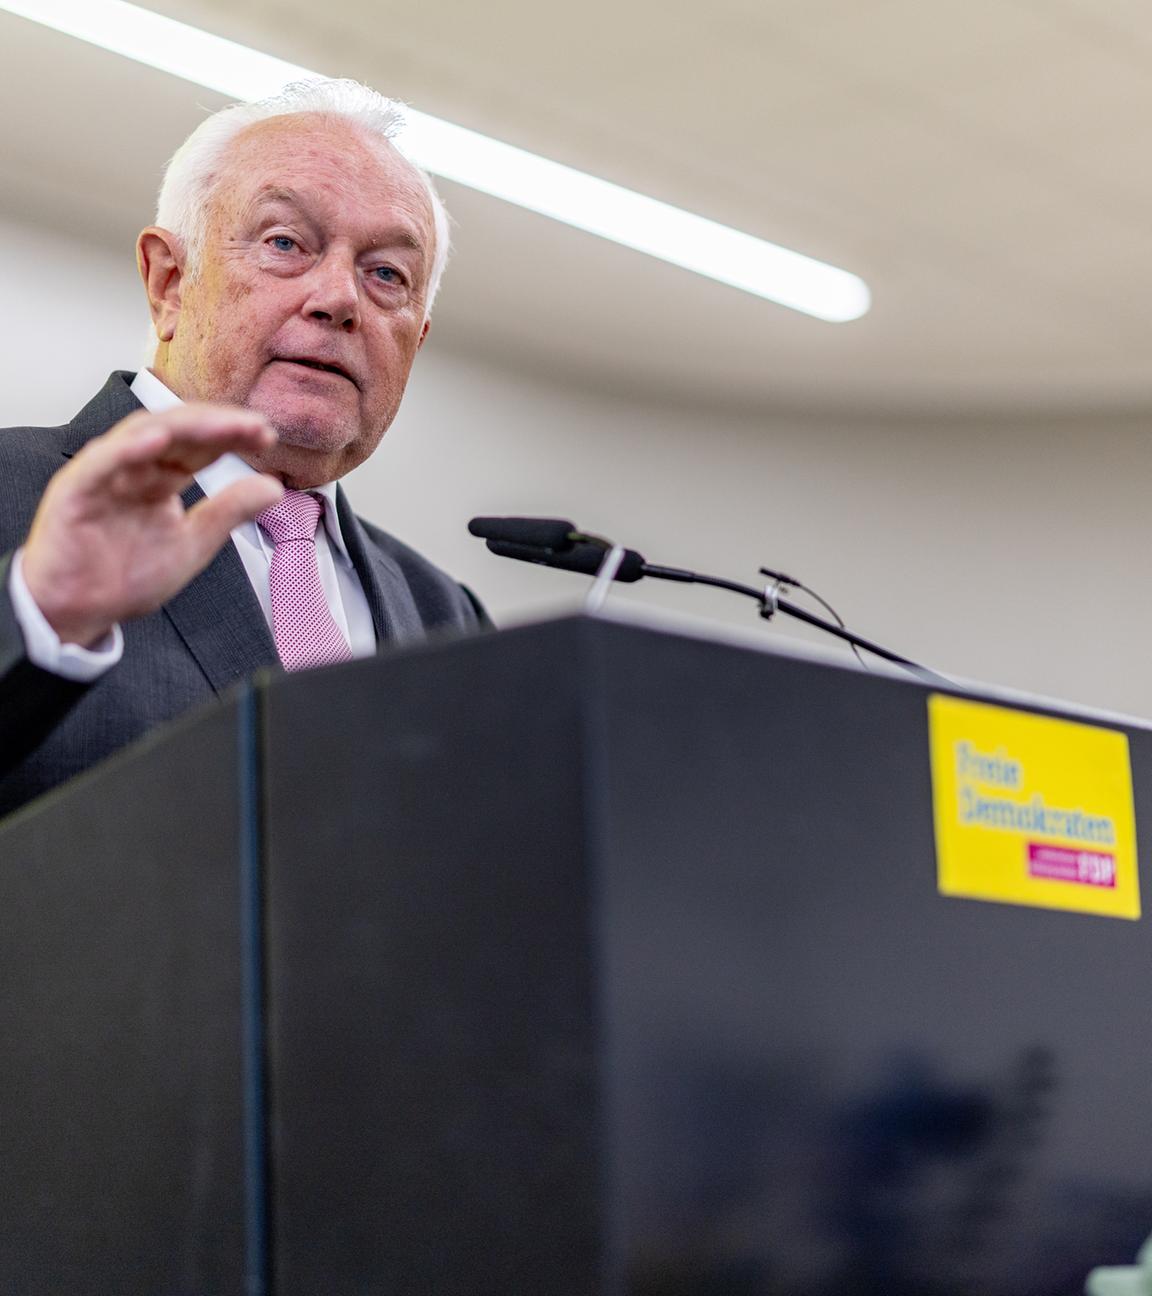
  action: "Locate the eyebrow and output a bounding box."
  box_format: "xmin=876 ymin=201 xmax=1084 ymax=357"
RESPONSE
xmin=252 ymin=186 xmax=304 ymax=210
xmin=389 ymin=229 xmax=425 ymax=253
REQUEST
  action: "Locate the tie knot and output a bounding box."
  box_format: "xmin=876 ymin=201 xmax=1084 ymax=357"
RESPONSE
xmin=257 ymin=490 xmax=323 ymax=545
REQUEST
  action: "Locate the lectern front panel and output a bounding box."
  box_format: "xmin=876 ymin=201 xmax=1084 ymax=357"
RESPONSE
xmin=261 ymin=624 xmax=607 ymax=1296
xmin=0 ymin=698 xmax=250 ymax=1295
xmin=588 ymin=621 xmax=1152 ymax=1296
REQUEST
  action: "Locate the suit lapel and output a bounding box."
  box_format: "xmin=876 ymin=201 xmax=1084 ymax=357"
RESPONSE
xmin=60 ymin=371 xmax=145 ymax=458
xmin=163 ymin=482 xmax=280 ymax=693
xmin=335 ymin=487 xmax=423 ymax=648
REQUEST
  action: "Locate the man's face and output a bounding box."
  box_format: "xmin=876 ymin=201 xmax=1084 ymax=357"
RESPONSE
xmin=151 ymin=115 xmax=435 ymax=487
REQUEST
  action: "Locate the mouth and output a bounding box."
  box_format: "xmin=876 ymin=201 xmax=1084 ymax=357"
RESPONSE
xmin=273 ymin=357 xmax=359 ymax=388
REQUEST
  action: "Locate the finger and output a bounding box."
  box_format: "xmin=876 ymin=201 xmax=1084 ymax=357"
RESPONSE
xmin=71 ymin=405 xmax=276 ymax=489
xmin=183 ymin=474 xmax=285 ymax=567
xmin=139 ymin=403 xmax=278 ymax=471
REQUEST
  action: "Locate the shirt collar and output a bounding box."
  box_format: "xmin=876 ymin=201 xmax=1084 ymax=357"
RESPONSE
xmin=129 ymin=369 xmax=351 ymax=562
xmin=130 ymin=367 xmax=182 ymax=413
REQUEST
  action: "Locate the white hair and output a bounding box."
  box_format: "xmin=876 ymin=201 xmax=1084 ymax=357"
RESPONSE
xmin=154 ymin=77 xmax=451 ymax=316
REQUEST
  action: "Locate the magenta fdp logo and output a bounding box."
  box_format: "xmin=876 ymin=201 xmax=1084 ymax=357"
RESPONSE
xmin=1028 ymin=842 xmax=1116 ymax=889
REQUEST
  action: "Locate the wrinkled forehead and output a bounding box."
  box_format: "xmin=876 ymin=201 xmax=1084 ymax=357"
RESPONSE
xmin=209 ymin=114 xmax=434 ymax=236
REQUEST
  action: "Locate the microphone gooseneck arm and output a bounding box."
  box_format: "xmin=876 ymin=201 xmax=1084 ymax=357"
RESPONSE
xmin=468 ymin=516 xmax=948 ymax=685
xmin=637 ymin=564 xmax=945 ymax=682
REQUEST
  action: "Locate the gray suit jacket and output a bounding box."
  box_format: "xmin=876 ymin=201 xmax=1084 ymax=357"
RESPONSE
xmin=0 ymin=372 xmax=486 ymax=818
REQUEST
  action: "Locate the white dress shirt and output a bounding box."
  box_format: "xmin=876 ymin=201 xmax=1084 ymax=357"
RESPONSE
xmin=10 ymin=370 xmax=376 ymax=679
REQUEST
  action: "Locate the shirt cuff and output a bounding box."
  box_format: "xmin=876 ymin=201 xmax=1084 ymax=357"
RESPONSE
xmin=8 ymin=549 xmax=124 ymax=681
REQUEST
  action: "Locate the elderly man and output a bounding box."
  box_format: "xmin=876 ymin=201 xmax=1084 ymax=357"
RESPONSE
xmin=0 ymin=79 xmax=485 ymax=817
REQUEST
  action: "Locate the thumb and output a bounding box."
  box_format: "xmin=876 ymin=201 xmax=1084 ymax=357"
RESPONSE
xmin=185 ymin=475 xmax=284 ymax=563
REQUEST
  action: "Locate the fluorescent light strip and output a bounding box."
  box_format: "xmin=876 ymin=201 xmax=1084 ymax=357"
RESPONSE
xmin=0 ymin=0 xmax=871 ymax=322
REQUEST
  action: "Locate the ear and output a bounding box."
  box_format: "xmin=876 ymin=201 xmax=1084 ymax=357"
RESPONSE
xmin=417 ymin=318 xmax=431 ymax=349
xmin=137 ymin=227 xmax=185 ymax=343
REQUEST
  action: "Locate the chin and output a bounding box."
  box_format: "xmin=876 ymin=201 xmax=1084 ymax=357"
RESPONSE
xmin=251 ymin=418 xmax=373 ymax=489
xmin=260 ymin=401 xmax=359 ymax=453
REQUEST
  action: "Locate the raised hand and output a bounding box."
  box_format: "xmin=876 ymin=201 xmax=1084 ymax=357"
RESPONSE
xmin=21 ymin=404 xmax=284 ymax=647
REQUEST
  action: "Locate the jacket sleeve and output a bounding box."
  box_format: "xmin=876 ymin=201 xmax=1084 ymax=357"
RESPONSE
xmin=0 ymin=553 xmax=92 ymax=781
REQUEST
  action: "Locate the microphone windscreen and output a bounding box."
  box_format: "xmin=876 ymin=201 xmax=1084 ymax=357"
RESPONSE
xmin=551 ymin=544 xmax=646 ymax=583
xmin=487 ymin=539 xmax=647 ymax=583
xmin=468 ymin=516 xmax=577 ymax=549
xmin=484 ymin=539 xmax=558 ymax=563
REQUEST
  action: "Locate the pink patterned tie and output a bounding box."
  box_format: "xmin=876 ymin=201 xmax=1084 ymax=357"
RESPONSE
xmin=255 ymin=491 xmax=353 ymax=671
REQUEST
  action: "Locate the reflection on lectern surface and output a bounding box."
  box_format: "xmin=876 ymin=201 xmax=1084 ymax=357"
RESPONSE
xmin=622 ymin=1042 xmax=1152 ymax=1296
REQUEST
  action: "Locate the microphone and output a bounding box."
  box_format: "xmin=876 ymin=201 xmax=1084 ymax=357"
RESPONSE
xmin=467 ymin=517 xmax=579 ymax=550
xmin=486 ymin=538 xmax=647 ymax=582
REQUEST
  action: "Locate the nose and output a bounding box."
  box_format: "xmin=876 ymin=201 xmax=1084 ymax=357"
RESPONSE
xmin=302 ymin=252 xmax=361 ymax=332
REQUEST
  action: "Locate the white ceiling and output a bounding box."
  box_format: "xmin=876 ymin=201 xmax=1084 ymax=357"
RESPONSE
xmin=4 ymin=0 xmax=1152 ymax=416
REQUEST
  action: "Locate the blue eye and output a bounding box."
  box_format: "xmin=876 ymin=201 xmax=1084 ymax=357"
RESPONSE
xmin=373 ymin=266 xmax=401 ymax=283
xmin=270 ymin=235 xmax=296 ymax=252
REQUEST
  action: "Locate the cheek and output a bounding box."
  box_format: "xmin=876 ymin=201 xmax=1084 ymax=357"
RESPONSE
xmin=210 ymin=288 xmax=274 ymax=371
xmin=366 ymin=352 xmax=414 ymax=411
xmin=371 ymin=320 xmax=426 ymax=374
xmin=225 ymin=278 xmax=255 ymax=309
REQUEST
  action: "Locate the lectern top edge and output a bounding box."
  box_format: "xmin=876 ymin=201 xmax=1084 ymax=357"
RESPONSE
xmin=518 ymin=604 xmax=1152 ymax=737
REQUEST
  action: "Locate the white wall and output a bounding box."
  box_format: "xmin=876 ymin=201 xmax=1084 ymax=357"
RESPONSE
xmin=5 ymin=211 xmax=1152 ymax=719
xmin=0 ymin=215 xmax=149 ymax=427
xmin=350 ymin=351 xmax=1152 ymax=719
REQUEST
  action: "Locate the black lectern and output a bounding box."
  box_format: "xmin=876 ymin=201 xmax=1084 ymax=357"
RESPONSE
xmin=2 ymin=614 xmax=1151 ymax=1296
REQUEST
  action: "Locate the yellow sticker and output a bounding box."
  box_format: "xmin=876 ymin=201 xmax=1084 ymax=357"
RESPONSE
xmin=928 ymin=695 xmax=1140 ymax=919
